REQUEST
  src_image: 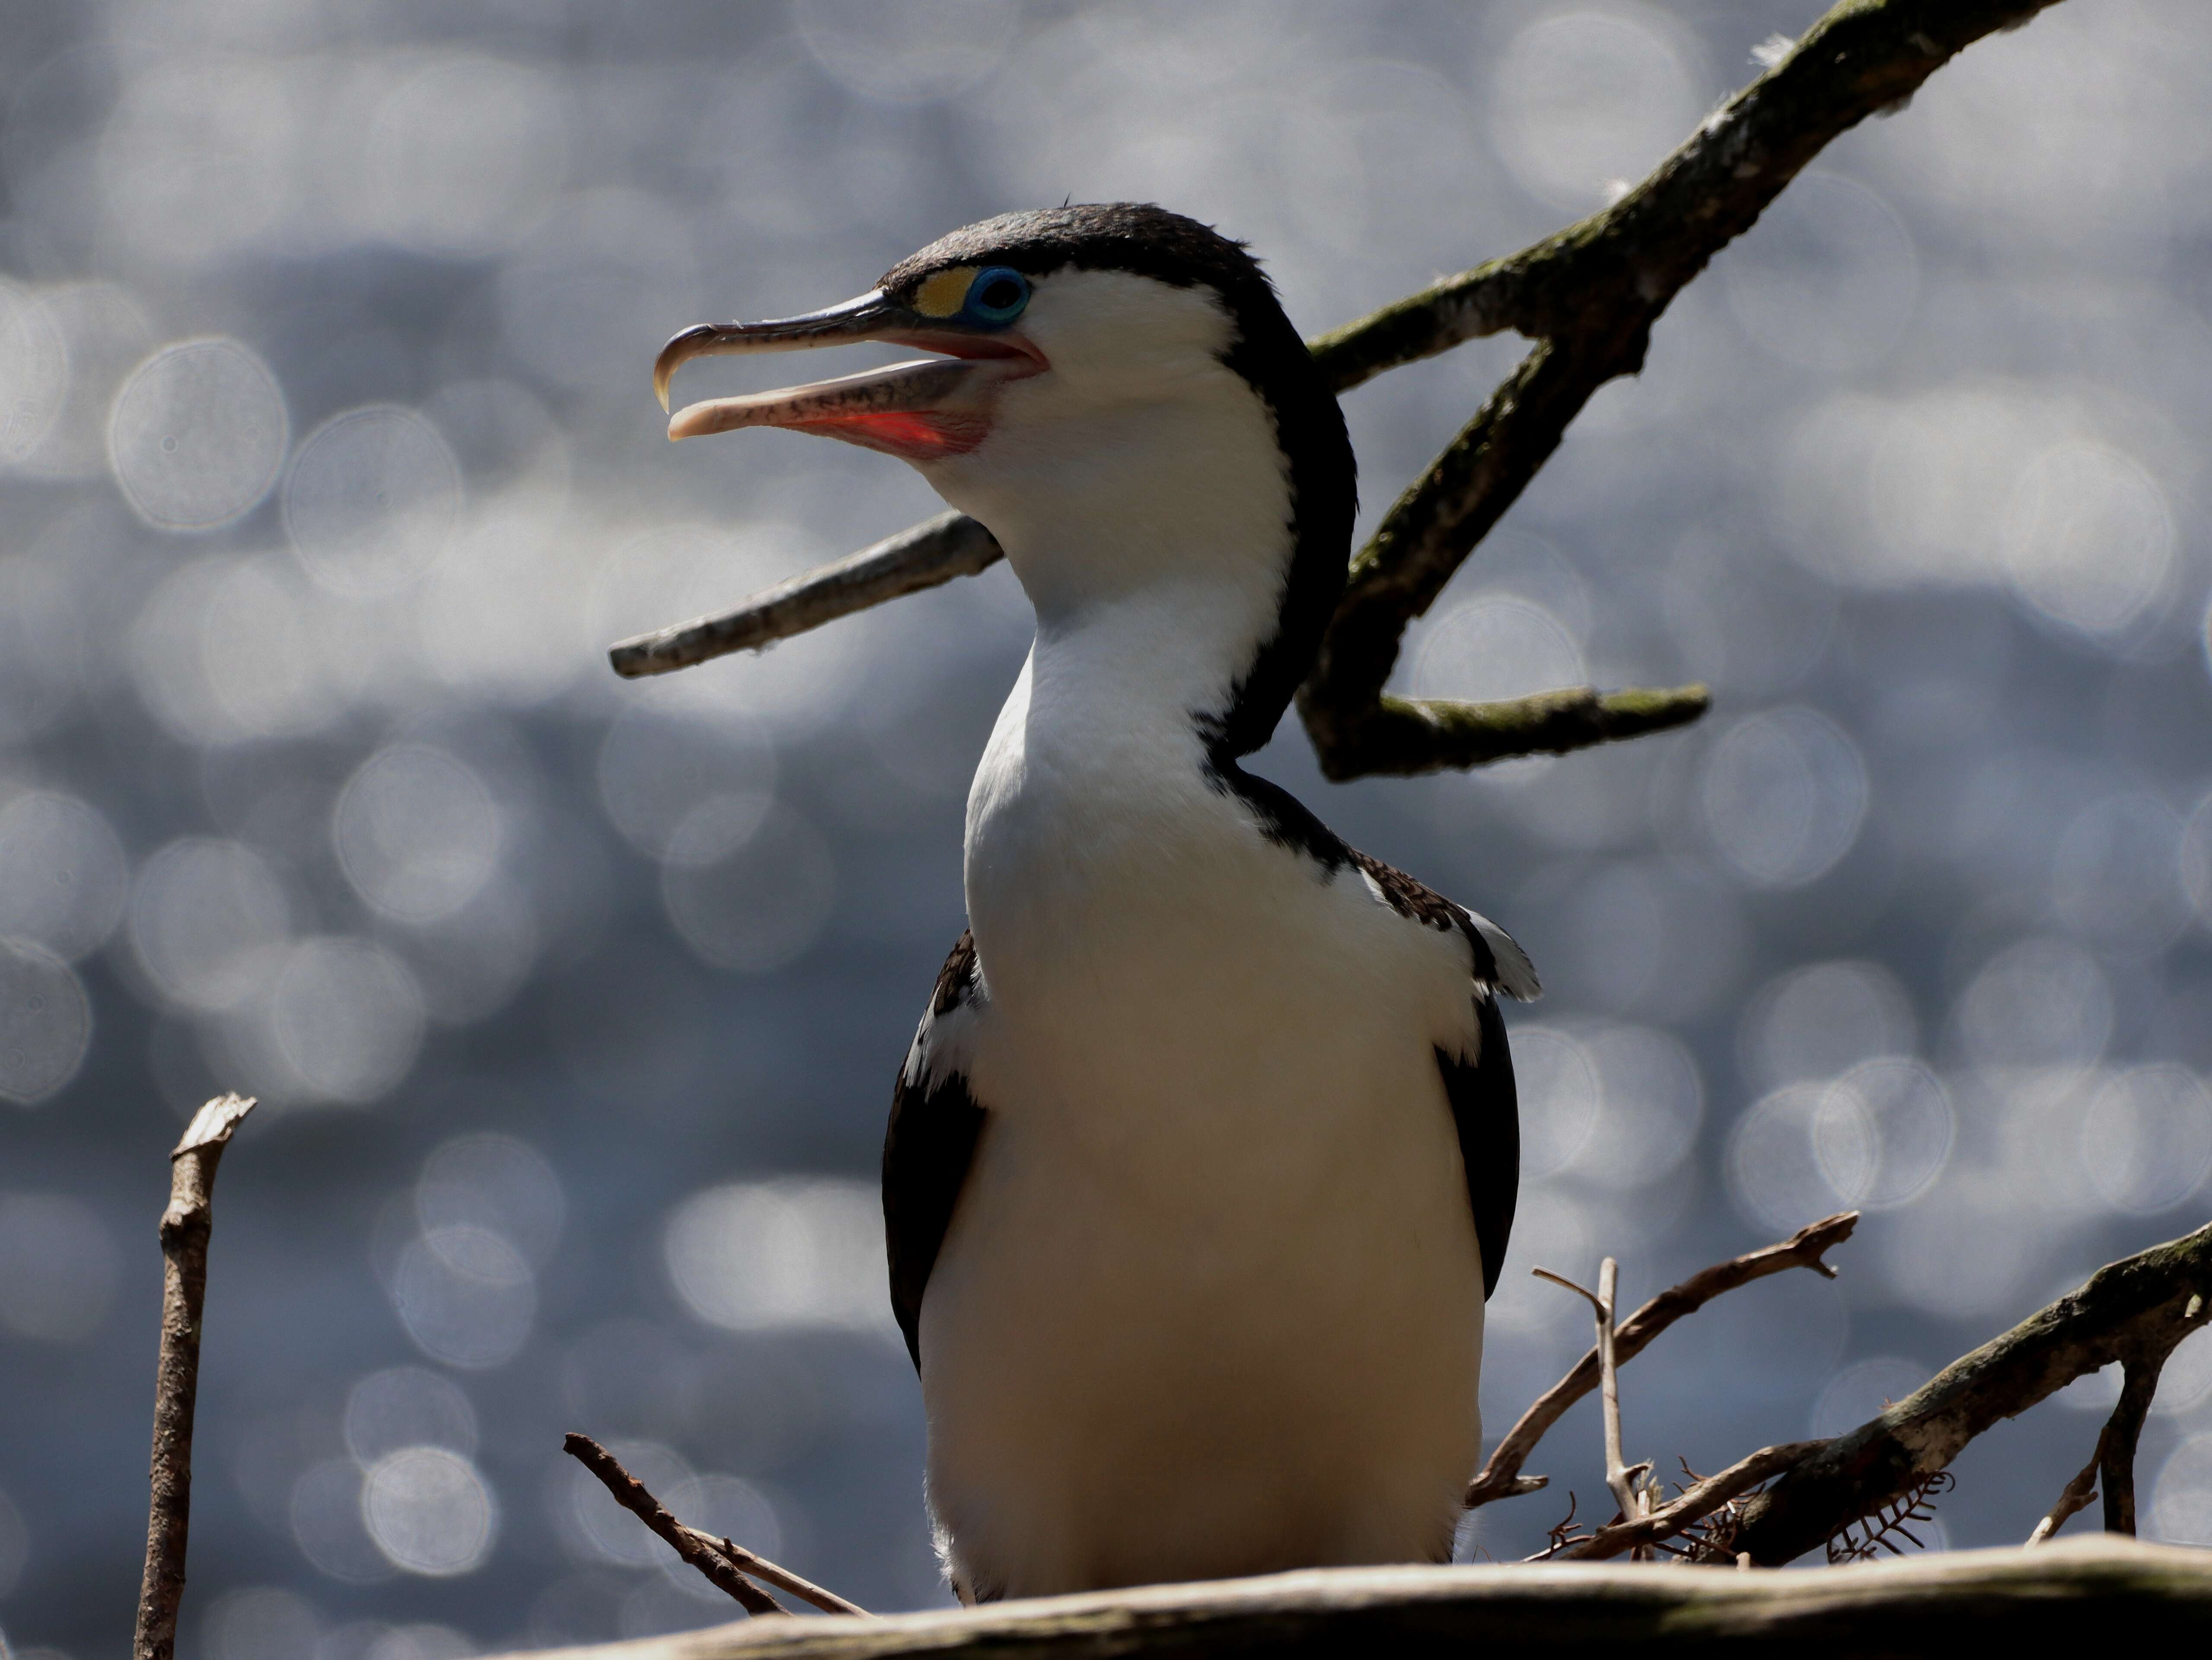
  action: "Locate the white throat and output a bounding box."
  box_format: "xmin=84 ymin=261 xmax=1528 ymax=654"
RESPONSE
xmin=918 ymin=268 xmax=1298 ymax=741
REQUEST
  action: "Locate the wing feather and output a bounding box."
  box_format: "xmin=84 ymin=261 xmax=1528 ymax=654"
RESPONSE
xmin=883 ymin=932 xmax=987 ymax=1369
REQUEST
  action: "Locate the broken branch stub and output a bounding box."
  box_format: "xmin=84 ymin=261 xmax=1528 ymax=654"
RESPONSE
xmin=136 ymin=1094 xmax=257 ymax=1660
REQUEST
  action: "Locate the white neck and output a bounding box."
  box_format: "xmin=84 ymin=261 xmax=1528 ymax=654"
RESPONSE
xmin=918 ymin=270 xmax=1299 ymax=747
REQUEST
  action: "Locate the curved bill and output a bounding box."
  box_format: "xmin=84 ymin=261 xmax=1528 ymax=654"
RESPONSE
xmin=653 ymin=289 xmax=1041 ymax=461
xmin=653 ymin=290 xmax=910 ymax=412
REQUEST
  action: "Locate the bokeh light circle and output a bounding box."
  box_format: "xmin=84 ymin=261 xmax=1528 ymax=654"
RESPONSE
xmin=391 ymin=1225 xmax=535 ymax=1368
xmin=284 ymin=407 xmax=462 ymax=597
xmin=0 ymin=939 xmax=93 ymax=1105
xmin=130 ymin=838 xmax=292 ymax=1013
xmin=1511 ymin=1026 xmax=1601 ymax=1179
xmin=597 ymin=698 xmax=775 ymax=862
xmin=794 ymin=0 xmax=1021 ymax=103
xmin=660 ymin=797 xmax=836 ymax=974
xmin=345 ymin=1367 xmax=478 ymax=1466
xmin=0 ymin=790 xmax=129 ymax=962
xmin=266 ymin=937 xmax=426 ymax=1105
xmin=335 ymin=746 xmax=500 ymax=924
xmin=1738 ymin=959 xmax=1915 ymax=1091
xmin=109 ymin=339 xmax=287 ymax=530
xmin=360 ymin=1447 xmax=495 ymax=1576
xmin=1490 ymin=9 xmax=1699 ymax=210
xmin=1702 ymin=707 xmax=1867 ymax=889
xmin=1410 ymin=595 xmax=1584 ymax=705
xmin=2001 ymin=441 xmax=2174 ymax=641
xmin=2078 ymin=1065 xmax=2212 ymax=1214
xmin=2151 ymin=1434 xmax=2212 ymax=1546
xmin=416 ymin=1134 xmax=566 ymax=1268
xmin=1955 ymin=937 xmax=2113 ymax=1074
xmin=663 ymin=1179 xmax=890 ymax=1333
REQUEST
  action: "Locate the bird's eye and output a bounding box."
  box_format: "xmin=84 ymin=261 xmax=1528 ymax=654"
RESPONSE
xmin=963 ymin=267 xmax=1030 ymax=326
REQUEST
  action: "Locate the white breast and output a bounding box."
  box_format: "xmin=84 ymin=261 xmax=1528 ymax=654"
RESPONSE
xmin=917 ymin=621 xmax=1489 ymax=1600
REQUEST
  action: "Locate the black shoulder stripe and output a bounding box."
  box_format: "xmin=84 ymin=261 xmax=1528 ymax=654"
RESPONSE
xmin=1439 ymin=994 xmax=1519 ymax=1302
xmin=883 ymin=932 xmax=986 ymax=1370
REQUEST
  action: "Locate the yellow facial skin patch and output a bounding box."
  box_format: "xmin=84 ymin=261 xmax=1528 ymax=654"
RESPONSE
xmin=914 ymin=266 xmax=979 ymax=319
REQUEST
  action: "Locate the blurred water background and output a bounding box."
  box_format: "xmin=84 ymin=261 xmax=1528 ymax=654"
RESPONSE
xmin=4 ymin=1 xmax=2212 ymax=1653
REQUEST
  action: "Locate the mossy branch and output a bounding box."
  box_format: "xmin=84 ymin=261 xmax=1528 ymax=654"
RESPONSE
xmin=610 ymin=0 xmax=2066 ymax=786
xmin=1728 ymin=1217 xmax=2212 ymax=1565
xmin=1295 ymin=0 xmax=2068 ymax=777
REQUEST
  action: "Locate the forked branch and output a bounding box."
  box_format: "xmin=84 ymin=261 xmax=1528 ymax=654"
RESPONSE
xmin=1468 ymin=1211 xmax=1858 ymax=1508
xmin=611 ymin=0 xmax=2067 ymax=786
xmin=563 ymin=1434 xmax=868 ymax=1617
xmin=1294 ymin=0 xmax=2067 ymax=776
xmin=1729 ymin=1218 xmax=2212 ymax=1564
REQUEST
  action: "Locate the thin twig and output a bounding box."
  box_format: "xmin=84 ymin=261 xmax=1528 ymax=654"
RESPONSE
xmin=1730 ymin=1222 xmax=2212 ymax=1564
xmin=608 ymin=510 xmax=1003 ymax=679
xmin=1468 ymin=1213 xmax=1858 ymax=1509
xmin=709 ymin=1533 xmax=870 ymax=1618
xmin=1562 ymin=1441 xmax=1823 ymax=1562
xmin=564 ymin=1434 xmax=787 ymax=1616
xmin=135 ymin=1093 xmax=256 ymax=1660
xmin=2028 ymin=1427 xmax=2111 ymax=1548
xmin=564 ymin=1434 xmax=873 ymax=1616
xmin=1535 ymin=1261 xmax=1641 ymax=1530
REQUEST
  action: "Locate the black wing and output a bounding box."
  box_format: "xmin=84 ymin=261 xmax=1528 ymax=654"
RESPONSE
xmin=1347 ymin=848 xmax=1534 ymax=1303
xmin=883 ymin=931 xmax=987 ymax=1370
xmin=1440 ymin=993 xmax=1519 ymax=1300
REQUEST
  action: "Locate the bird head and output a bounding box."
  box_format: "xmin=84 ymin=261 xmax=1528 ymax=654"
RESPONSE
xmin=655 ymin=204 xmax=1354 ymax=754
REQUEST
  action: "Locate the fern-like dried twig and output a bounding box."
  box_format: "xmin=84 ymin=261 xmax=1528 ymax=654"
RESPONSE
xmin=1826 ymin=1471 xmax=1956 ymax=1564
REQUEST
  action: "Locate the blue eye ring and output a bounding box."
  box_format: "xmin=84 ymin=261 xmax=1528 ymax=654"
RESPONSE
xmin=963 ymin=266 xmax=1031 ymax=326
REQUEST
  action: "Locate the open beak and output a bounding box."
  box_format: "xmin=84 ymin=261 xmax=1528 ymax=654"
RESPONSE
xmin=653 ymin=290 xmax=1042 ymax=461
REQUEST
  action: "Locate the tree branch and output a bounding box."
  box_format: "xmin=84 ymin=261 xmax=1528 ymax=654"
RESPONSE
xmin=1563 ymin=1440 xmax=1823 ymax=1563
xmin=564 ymin=1434 xmax=789 ymax=1617
xmin=605 ymin=2 xmax=2067 ymax=784
xmin=563 ymin=1434 xmax=871 ymax=1617
xmin=1295 ymin=0 xmax=2068 ymax=777
xmin=1311 ymin=687 xmax=1710 ymax=780
xmin=484 ymin=1539 xmax=2212 ymax=1659
xmin=609 ymin=511 xmax=1002 ymax=679
xmin=1534 ymin=1260 xmax=1645 ymax=1533
xmin=1468 ymin=1212 xmax=1859 ymax=1508
xmin=1729 ymin=1218 xmax=2212 ymax=1565
xmin=135 ymin=1093 xmax=256 ymax=1660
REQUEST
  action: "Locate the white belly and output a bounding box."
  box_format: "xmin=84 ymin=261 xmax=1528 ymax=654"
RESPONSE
xmin=922 ymin=710 xmax=1486 ymax=1598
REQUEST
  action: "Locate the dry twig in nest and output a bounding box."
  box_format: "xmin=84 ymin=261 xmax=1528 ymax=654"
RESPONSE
xmin=562 ymin=1434 xmax=869 ymax=1617
xmin=1468 ymin=1212 xmax=1858 ymax=1510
